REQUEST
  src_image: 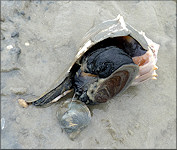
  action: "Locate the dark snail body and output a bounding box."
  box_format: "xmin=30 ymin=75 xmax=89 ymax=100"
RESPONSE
xmin=74 ymin=45 xmax=136 ymax=104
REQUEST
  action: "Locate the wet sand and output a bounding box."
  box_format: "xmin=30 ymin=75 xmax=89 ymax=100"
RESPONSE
xmin=1 ymin=1 xmax=176 ymax=149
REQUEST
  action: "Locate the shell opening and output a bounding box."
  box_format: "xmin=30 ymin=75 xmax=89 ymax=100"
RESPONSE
xmin=78 ymin=36 xmax=147 ymax=65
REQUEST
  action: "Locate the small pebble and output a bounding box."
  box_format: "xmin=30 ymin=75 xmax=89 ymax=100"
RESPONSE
xmin=7 ymin=45 xmax=13 ymax=50
xmin=20 ymin=11 xmax=25 ymax=16
xmin=17 ymin=10 xmax=25 ymax=16
xmin=25 ymin=42 xmax=30 ymax=46
xmin=18 ymin=99 xmax=28 ymax=108
xmin=11 ymin=31 xmax=19 ymax=38
xmin=1 ymin=118 xmax=5 ymax=130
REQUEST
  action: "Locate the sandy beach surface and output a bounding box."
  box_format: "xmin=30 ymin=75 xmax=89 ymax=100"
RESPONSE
xmin=1 ymin=1 xmax=176 ymax=149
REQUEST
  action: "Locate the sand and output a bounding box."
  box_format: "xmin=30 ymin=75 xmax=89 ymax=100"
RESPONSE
xmin=1 ymin=1 xmax=176 ymax=149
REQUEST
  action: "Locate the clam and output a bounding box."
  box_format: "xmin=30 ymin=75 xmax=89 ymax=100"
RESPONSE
xmin=25 ymin=15 xmax=159 ymax=139
xmin=57 ymin=100 xmax=91 ymax=140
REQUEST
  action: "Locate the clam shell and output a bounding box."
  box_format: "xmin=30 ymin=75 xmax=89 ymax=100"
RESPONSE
xmin=57 ymin=100 xmax=91 ymax=140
